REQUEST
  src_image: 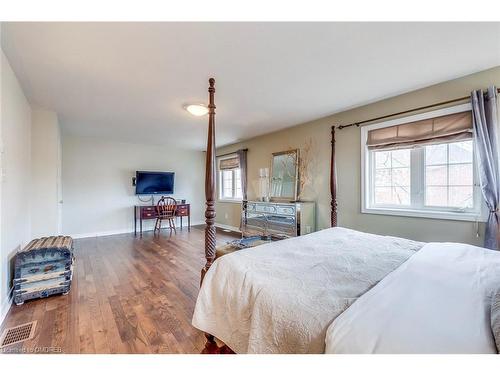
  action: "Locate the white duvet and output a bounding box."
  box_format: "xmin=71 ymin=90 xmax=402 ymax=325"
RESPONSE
xmin=325 ymin=242 xmax=500 ymax=354
xmin=192 ymin=227 xmax=422 ymax=353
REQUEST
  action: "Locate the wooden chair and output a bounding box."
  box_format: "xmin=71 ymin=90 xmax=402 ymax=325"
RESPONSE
xmin=155 ymin=196 xmax=177 ymax=235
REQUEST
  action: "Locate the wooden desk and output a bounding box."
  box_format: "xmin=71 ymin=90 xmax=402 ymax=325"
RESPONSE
xmin=134 ymin=203 xmax=190 ymax=236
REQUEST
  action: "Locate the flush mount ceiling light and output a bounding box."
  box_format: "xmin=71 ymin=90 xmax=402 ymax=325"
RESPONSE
xmin=185 ymin=104 xmax=208 ymax=116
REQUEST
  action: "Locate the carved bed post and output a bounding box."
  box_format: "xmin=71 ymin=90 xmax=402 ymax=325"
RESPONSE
xmin=203 ymin=78 xmax=217 ymax=279
xmin=330 ymin=126 xmax=338 ymax=227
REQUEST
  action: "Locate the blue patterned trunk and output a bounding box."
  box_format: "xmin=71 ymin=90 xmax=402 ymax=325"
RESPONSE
xmin=13 ymin=236 xmax=74 ymax=305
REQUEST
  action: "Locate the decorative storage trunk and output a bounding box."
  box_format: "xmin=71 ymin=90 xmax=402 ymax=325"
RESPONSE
xmin=13 ymin=236 xmax=74 ymax=305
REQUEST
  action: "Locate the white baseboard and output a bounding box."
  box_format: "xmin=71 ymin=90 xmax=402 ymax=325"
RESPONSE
xmin=70 ymin=228 xmax=135 ymax=239
xmin=215 ymin=223 xmax=241 ymax=233
xmin=69 ymin=220 xmax=206 ymax=239
xmin=0 ymin=288 xmax=14 ymax=327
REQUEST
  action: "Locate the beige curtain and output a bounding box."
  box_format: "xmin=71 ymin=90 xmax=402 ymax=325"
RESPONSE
xmin=367 ymin=111 xmax=472 ymax=150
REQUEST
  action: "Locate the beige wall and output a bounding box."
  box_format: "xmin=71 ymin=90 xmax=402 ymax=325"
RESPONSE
xmin=31 ymin=109 xmax=62 ymax=238
xmin=62 ymin=135 xmax=206 ymax=237
xmin=1 ymin=50 xmax=32 ymax=321
xmin=216 ymin=66 xmax=500 ymax=245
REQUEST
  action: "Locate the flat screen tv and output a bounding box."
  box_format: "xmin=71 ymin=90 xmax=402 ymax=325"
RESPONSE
xmin=135 ymin=171 xmax=174 ymax=195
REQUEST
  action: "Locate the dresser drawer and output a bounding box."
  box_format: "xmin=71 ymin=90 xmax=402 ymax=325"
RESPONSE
xmin=255 ymin=204 xmax=277 ymax=214
xmin=276 ymin=205 xmax=295 ymax=216
xmin=141 ymin=210 xmax=157 ymax=218
xmin=141 ymin=206 xmax=156 ymax=213
xmin=247 ymin=203 xmax=257 ymax=212
xmin=177 ymin=208 xmax=189 ymax=216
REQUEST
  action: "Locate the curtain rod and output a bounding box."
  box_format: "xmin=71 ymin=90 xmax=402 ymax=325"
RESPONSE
xmin=337 ymin=87 xmax=500 ymax=130
xmin=216 ymin=148 xmax=248 ymax=158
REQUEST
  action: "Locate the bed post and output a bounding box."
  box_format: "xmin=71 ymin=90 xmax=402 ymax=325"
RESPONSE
xmin=199 ymin=79 xmax=236 ymax=354
xmin=200 ymin=78 xmax=218 ymax=350
xmin=330 ymin=126 xmax=338 ymax=227
xmin=203 ymin=78 xmax=217 ymax=280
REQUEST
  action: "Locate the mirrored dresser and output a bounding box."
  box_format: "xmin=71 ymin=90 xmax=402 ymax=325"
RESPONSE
xmin=241 ymin=201 xmax=315 ymax=239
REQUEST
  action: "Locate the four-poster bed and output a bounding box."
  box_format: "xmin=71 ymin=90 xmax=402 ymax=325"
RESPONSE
xmin=196 ymin=78 xmax=418 ymax=353
xmin=195 ymin=79 xmax=500 ymax=354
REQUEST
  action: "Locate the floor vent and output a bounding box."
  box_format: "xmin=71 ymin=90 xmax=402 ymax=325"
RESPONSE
xmin=0 ymin=321 xmax=37 ymax=348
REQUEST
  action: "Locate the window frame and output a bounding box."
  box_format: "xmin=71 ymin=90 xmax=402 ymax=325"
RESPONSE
xmin=217 ymin=154 xmax=243 ymax=203
xmin=361 ymin=103 xmax=486 ymax=222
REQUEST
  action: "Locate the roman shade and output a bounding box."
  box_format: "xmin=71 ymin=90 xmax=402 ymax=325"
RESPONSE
xmin=219 ymin=155 xmax=240 ymax=170
xmin=367 ymin=111 xmax=473 ymax=150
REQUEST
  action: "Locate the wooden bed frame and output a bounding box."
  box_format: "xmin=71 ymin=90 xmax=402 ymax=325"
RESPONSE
xmin=199 ymin=78 xmax=338 ymax=353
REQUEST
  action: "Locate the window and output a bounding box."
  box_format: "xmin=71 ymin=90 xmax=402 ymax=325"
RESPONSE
xmin=218 ymin=155 xmax=242 ymax=202
xmin=424 ymin=141 xmax=474 ymax=208
xmin=362 ymin=103 xmax=484 ymax=222
xmin=373 ymin=149 xmax=411 ymax=206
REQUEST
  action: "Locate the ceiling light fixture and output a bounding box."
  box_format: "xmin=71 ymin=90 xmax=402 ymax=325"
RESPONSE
xmin=185 ymin=104 xmax=208 ymax=116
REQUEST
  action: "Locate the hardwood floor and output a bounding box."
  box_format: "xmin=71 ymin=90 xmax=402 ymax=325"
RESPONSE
xmin=0 ymin=227 xmax=238 ymax=354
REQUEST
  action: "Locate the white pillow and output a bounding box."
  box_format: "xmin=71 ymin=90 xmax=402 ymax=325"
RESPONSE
xmin=325 ymin=242 xmax=500 ymax=354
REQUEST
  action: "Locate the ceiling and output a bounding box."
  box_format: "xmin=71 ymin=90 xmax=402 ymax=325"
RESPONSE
xmin=2 ymin=22 xmax=500 ymax=150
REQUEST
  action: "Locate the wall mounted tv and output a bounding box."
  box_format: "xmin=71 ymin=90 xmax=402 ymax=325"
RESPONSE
xmin=135 ymin=171 xmax=175 ymax=195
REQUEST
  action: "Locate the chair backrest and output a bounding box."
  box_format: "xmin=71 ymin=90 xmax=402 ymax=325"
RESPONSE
xmin=156 ymin=196 xmax=177 ymax=217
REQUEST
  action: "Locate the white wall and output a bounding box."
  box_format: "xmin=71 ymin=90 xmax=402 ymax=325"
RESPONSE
xmin=0 ymin=50 xmax=32 ymax=321
xmin=62 ymin=135 xmax=205 ymax=237
xmin=31 ymin=109 xmax=62 ymax=237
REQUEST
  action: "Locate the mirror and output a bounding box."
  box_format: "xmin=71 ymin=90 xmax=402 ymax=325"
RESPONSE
xmin=270 ymin=149 xmax=299 ymax=201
